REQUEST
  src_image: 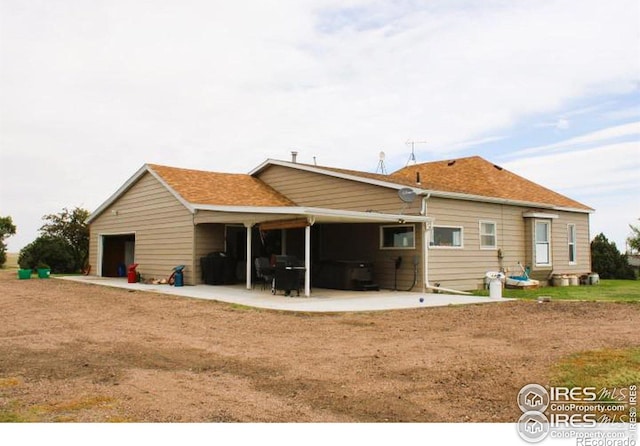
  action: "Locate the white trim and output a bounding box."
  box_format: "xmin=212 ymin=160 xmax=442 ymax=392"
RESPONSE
xmin=523 ymin=212 xmax=559 ymax=219
xmin=430 ymin=225 xmax=464 ymax=249
xmin=87 ymin=164 xmax=194 ymax=223
xmin=192 ymin=204 xmax=432 ymax=224
xmin=534 ymin=219 xmax=552 ymax=266
xmin=568 ymin=223 xmax=577 ymax=265
xmin=479 ymin=220 xmax=498 ymax=250
xmin=250 ymin=159 xmax=593 ymax=214
xmin=88 ymin=165 xmax=148 ymax=223
xmin=146 ymin=167 xmax=195 ymax=213
xmin=250 ymin=159 xmax=421 ymax=193
xmin=379 ymin=224 xmax=416 ymax=250
xmin=97 ymin=231 xmax=136 ymax=277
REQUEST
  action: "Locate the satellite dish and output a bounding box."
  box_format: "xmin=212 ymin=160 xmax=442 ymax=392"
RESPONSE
xmin=398 ymin=188 xmax=416 ymax=203
xmin=379 ymin=151 xmax=385 ymax=160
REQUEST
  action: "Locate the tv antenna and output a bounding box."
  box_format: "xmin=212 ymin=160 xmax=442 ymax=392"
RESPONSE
xmin=375 ymin=151 xmax=387 ymax=175
xmin=405 ymin=140 xmax=427 ymax=166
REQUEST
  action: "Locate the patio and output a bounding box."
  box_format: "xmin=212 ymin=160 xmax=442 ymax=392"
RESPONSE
xmin=58 ymin=275 xmax=511 ymax=312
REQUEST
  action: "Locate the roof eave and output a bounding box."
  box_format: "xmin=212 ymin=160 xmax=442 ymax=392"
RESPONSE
xmin=251 ymin=159 xmax=592 ymax=213
xmin=87 ymin=164 xmax=149 ymax=224
xmin=249 ymin=159 xmax=424 ymax=193
xmin=87 ymin=164 xmax=195 ymax=224
xmin=192 ymin=204 xmax=432 ymax=224
xmin=425 ymin=189 xmax=593 ymax=213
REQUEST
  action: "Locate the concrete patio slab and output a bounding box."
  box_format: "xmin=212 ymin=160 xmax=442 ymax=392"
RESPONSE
xmin=58 ymin=275 xmax=512 ymax=313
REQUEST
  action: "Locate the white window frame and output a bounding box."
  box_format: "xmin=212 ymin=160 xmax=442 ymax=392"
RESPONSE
xmin=479 ymin=220 xmax=497 ymax=250
xmin=568 ymin=224 xmax=577 ymax=265
xmin=534 ymin=219 xmax=552 ymax=266
xmin=430 ymin=225 xmax=464 ymax=249
xmin=380 ymin=224 xmax=416 ymax=250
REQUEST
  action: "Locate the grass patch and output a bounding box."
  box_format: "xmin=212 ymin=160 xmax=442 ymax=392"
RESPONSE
xmin=548 ymin=347 xmax=640 ymax=421
xmin=550 ymin=347 xmax=640 ymax=390
xmin=0 ymin=407 xmax=28 ymax=422
xmin=475 ymin=279 xmax=640 ymax=302
xmin=1 ymin=395 xmax=118 ymax=422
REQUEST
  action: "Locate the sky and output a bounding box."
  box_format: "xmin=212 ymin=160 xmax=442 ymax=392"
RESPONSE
xmin=1 ymin=0 xmax=639 ymax=253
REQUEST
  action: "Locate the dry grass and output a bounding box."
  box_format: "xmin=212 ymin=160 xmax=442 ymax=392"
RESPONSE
xmin=3 ymin=252 xmax=19 ymax=269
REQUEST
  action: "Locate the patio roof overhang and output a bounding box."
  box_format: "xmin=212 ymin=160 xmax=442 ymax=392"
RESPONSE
xmin=192 ymin=204 xmax=433 ymax=298
xmin=192 ymin=204 xmax=433 ymax=226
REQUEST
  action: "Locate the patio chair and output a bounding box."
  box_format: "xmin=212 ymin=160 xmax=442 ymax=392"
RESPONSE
xmin=254 ymin=257 xmax=274 ymax=290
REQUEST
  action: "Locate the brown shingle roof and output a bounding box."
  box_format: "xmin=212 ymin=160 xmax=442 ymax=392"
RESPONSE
xmin=389 ymin=156 xmax=592 ymax=211
xmin=148 ymin=164 xmax=295 ymax=207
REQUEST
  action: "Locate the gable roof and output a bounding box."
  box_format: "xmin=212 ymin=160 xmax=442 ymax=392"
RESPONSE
xmin=390 ymin=156 xmax=592 ymax=211
xmin=87 ymin=163 xmax=296 ymax=223
xmin=147 ymin=164 xmax=295 ymax=207
xmin=252 ymin=156 xmax=592 ymax=212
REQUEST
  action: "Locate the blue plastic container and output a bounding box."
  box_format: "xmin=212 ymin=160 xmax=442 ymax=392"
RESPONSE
xmin=173 ymin=265 xmax=185 ymax=287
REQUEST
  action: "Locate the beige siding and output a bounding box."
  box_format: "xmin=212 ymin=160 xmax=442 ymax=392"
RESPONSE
xmin=550 ymin=212 xmax=592 ymax=274
xmin=426 ymin=198 xmax=591 ymax=290
xmin=257 ymin=165 xmax=422 ymax=214
xmin=193 ymin=223 xmax=225 ymax=284
xmin=312 ymin=223 xmax=425 ymax=291
xmin=89 ymin=172 xmax=196 ymax=284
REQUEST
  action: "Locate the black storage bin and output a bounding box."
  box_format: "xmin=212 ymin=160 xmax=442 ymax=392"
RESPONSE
xmin=314 ymin=260 xmax=377 ymax=290
xmin=200 ymin=252 xmax=237 ymax=284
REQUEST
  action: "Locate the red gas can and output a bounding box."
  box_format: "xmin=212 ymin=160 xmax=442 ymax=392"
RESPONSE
xmin=127 ymin=263 xmax=139 ymax=283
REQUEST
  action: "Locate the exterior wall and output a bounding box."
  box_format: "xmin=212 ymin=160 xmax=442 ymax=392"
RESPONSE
xmin=257 ymin=165 xmax=427 ymax=291
xmin=426 ymin=198 xmax=591 ymax=290
xmin=258 ymin=164 xmax=591 ymax=291
xmin=193 ymin=223 xmax=226 ymax=284
xmin=426 ymin=198 xmax=525 ymax=290
xmin=312 ymin=223 xmax=425 ymax=291
xmin=546 ymin=211 xmax=591 ymax=277
xmin=88 ymin=172 xmax=196 ymax=284
xmin=256 ymin=165 xmax=422 ymax=214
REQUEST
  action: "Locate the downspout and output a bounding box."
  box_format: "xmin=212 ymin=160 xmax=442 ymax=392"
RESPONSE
xmin=420 ymin=194 xmax=430 ymax=293
xmin=420 ymin=192 xmax=472 ymax=296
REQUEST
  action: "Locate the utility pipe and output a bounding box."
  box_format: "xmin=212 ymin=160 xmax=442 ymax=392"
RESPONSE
xmin=419 ymin=193 xmax=472 ymax=296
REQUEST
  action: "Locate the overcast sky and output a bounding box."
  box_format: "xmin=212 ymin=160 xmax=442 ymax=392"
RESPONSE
xmin=1 ymin=0 xmax=639 ymax=252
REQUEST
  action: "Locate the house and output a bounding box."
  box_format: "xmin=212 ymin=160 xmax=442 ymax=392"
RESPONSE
xmin=87 ymin=155 xmax=593 ymax=294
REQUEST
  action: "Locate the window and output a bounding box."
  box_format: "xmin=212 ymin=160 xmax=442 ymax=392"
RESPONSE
xmin=431 ymin=226 xmax=463 ymax=248
xmin=535 ymin=220 xmax=551 ymax=266
xmin=480 ymin=221 xmax=497 ymax=249
xmin=380 ymin=225 xmax=415 ymax=249
xmin=568 ymin=224 xmax=577 ymax=264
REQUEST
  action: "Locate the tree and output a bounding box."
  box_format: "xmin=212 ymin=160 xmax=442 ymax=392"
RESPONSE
xmin=590 ymin=233 xmax=635 ymax=280
xmin=0 ymin=216 xmax=17 ymax=268
xmin=39 ymin=207 xmax=90 ymax=272
xmin=18 ymin=236 xmax=75 ymax=273
xmin=627 ymin=223 xmax=640 ymax=254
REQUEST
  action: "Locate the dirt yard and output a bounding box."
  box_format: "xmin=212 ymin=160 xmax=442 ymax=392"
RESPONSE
xmin=1 ymin=269 xmax=638 ymax=422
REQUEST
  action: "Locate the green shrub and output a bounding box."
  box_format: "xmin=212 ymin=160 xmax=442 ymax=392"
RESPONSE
xmin=18 ymin=236 xmax=75 ymax=274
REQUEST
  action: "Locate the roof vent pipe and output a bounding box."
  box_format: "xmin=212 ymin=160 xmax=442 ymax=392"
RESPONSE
xmin=291 ymin=151 xmax=298 ymax=163
xmin=416 ymin=172 xmax=421 ymax=185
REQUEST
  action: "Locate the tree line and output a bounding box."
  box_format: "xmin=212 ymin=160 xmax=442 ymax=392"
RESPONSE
xmin=0 ymin=207 xmax=89 ymax=273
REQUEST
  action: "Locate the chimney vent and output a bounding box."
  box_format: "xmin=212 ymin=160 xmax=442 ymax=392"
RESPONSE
xmin=291 ymin=151 xmax=298 ymax=163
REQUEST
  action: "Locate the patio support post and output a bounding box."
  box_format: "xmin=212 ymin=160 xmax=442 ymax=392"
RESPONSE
xmin=304 ymin=219 xmax=314 ymax=297
xmin=244 ymin=222 xmax=253 ymax=290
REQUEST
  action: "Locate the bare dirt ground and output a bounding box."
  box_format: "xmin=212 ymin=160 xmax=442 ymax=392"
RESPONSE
xmin=1 ymin=269 xmax=638 ymax=423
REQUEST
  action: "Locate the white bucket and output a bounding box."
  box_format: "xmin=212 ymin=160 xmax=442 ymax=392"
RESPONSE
xmin=489 ymin=278 xmax=503 ymax=298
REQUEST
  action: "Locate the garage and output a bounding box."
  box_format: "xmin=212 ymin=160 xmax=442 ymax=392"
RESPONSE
xmin=100 ymin=234 xmax=135 ymax=277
